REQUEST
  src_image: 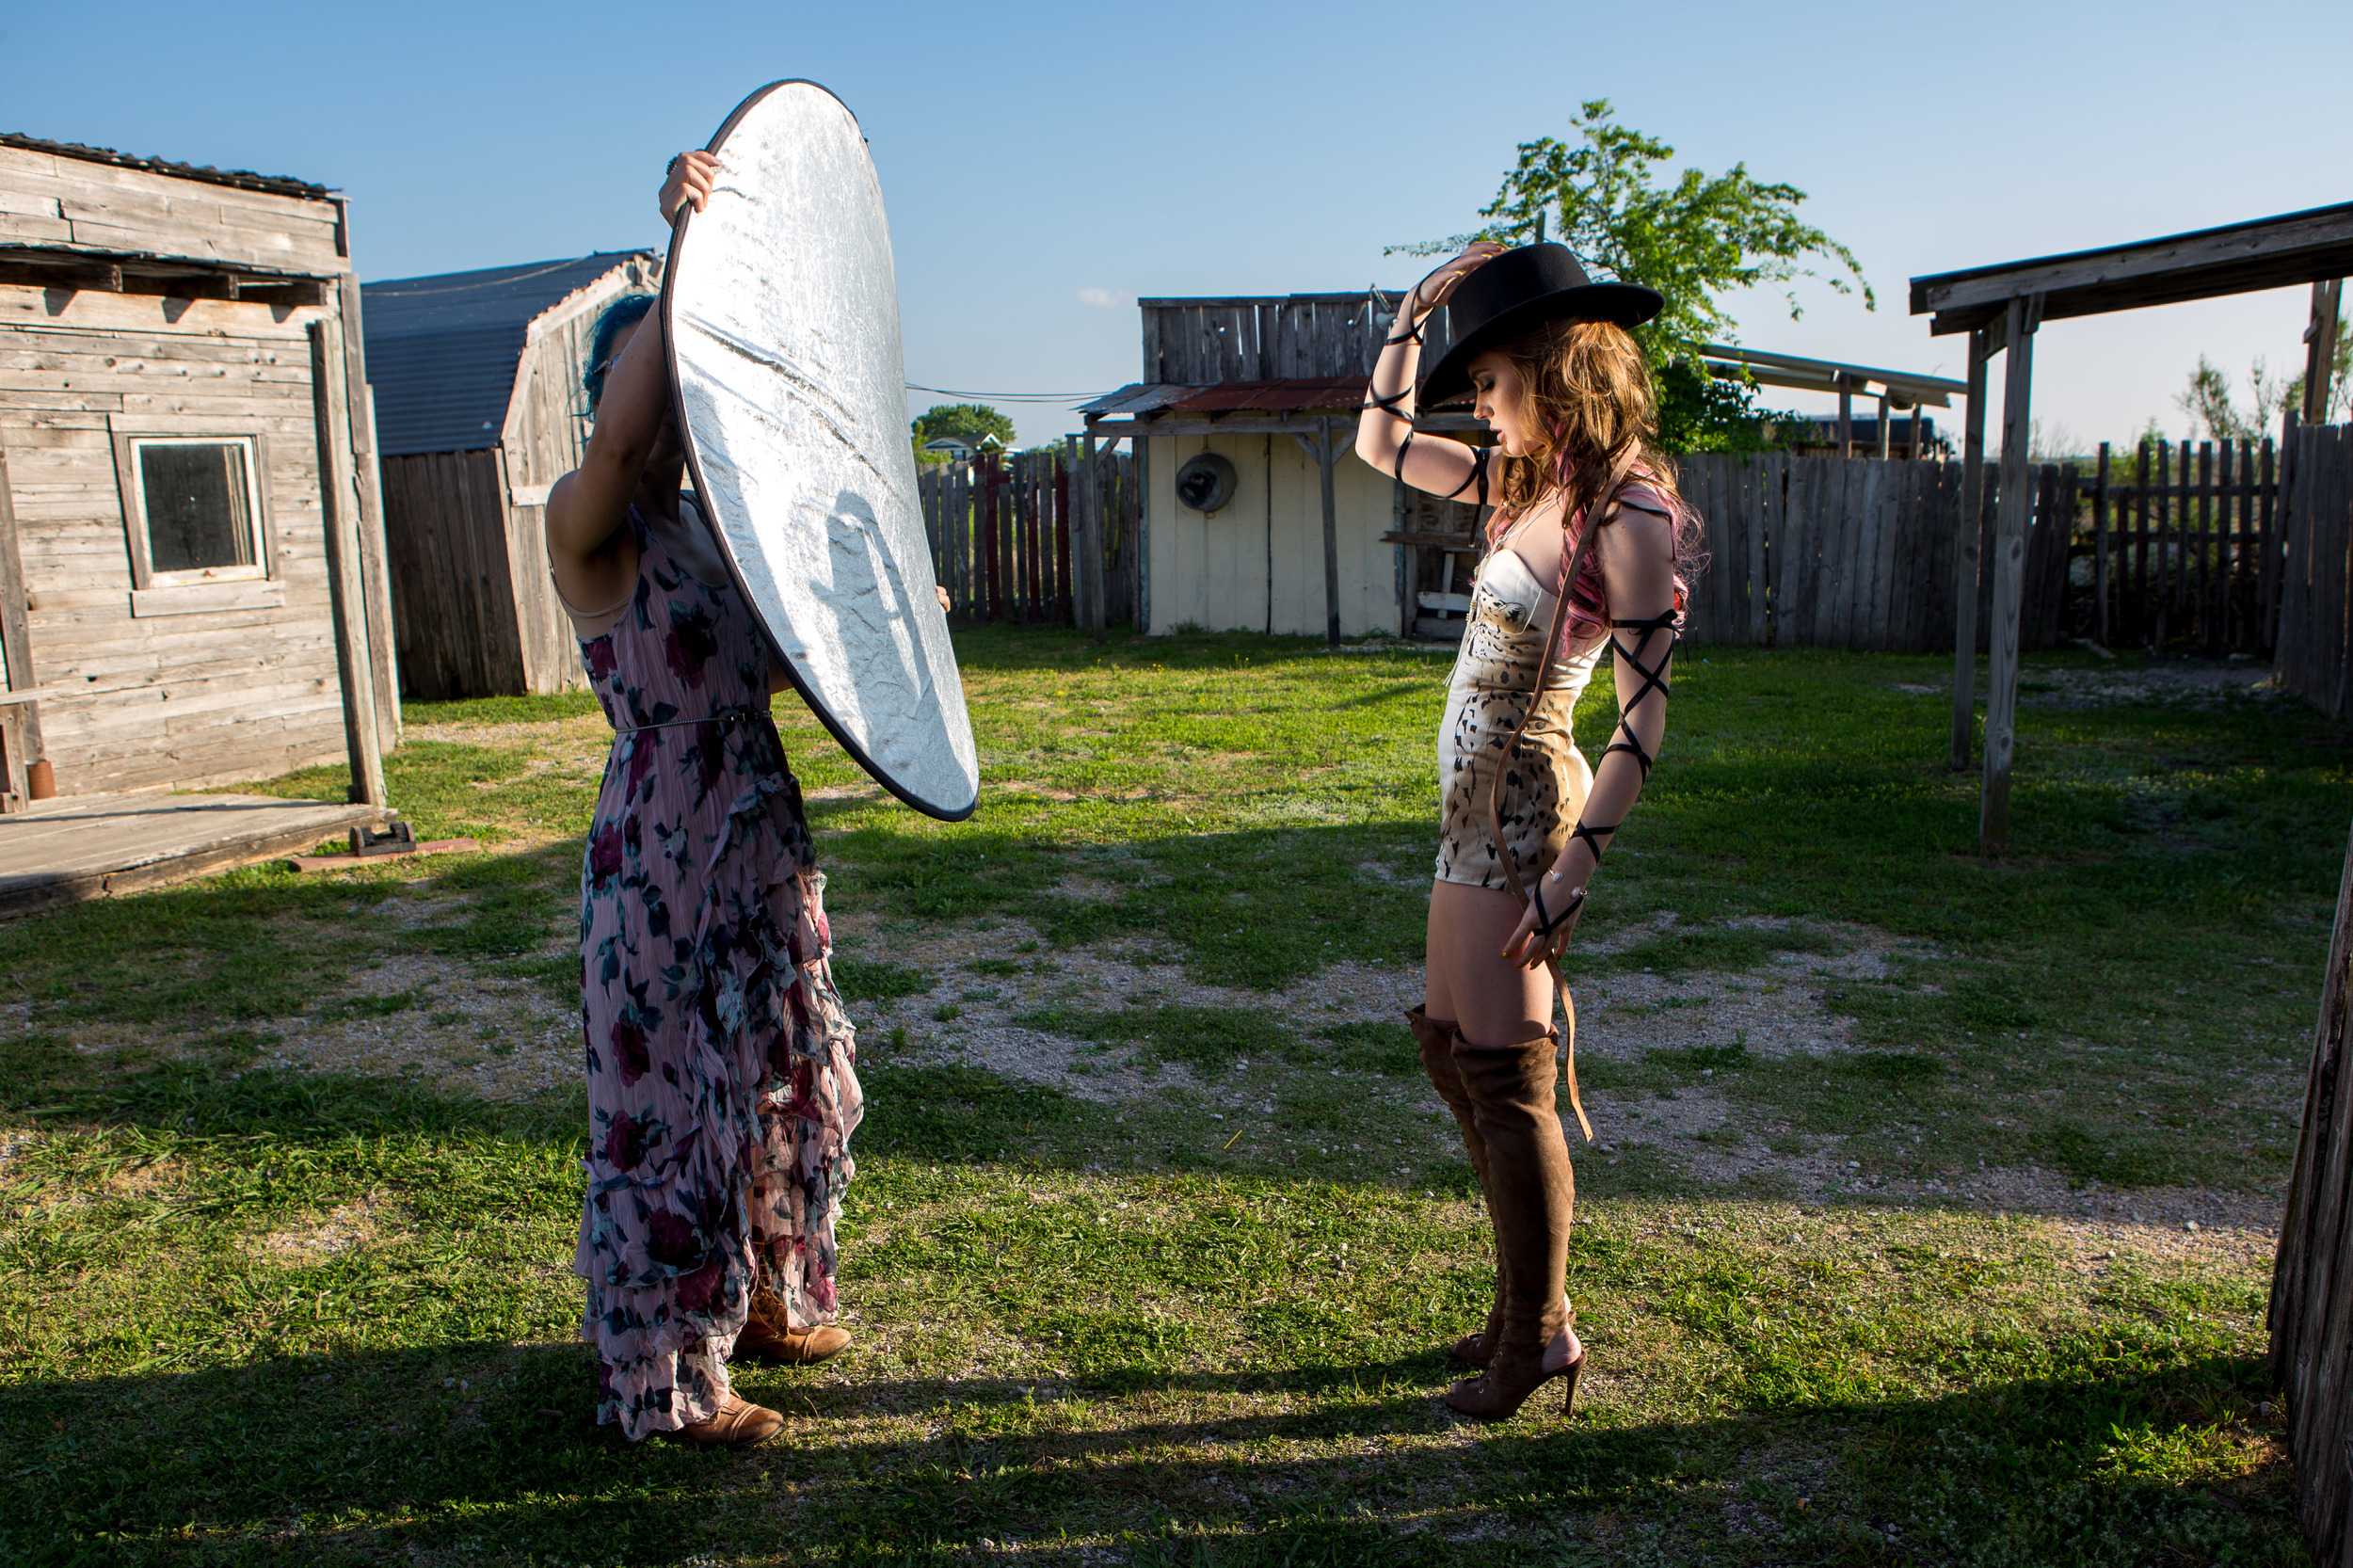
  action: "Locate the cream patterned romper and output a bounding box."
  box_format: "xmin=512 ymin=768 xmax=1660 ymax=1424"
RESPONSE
xmin=1434 ymin=546 xmax=1604 ymax=888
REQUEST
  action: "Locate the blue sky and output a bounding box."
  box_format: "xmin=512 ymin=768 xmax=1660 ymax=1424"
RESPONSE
xmin=8 ymin=0 xmax=2345 ymax=450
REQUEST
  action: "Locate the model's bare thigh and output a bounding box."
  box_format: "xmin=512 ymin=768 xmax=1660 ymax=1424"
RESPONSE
xmin=1424 ymin=880 xmax=1555 ymax=1041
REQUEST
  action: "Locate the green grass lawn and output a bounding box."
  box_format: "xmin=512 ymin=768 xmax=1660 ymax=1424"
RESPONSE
xmin=0 ymin=628 xmax=2341 ymax=1566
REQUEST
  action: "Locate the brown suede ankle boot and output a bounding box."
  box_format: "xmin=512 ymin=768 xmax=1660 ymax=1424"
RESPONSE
xmin=1407 ymin=1005 xmax=1507 ymax=1368
xmin=1442 ymin=1022 xmax=1585 ymax=1422
xmin=736 ymin=1285 xmax=852 ymax=1366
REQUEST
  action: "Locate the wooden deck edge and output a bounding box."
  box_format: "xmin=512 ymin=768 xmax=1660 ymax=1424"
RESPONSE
xmin=0 ymin=803 xmax=388 ymax=920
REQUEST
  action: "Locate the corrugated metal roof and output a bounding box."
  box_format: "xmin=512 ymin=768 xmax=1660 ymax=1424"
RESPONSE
xmin=1078 ymin=378 xmax=1369 ymax=420
xmin=0 ymin=131 xmax=331 ymax=199
xmin=362 ymin=251 xmax=654 ymax=457
xmin=1168 ymin=377 xmax=1367 ymax=414
xmin=1076 ymin=382 xmax=1194 ymax=418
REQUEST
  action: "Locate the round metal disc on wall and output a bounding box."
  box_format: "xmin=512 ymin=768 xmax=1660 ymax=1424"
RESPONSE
xmin=1175 ymin=453 xmax=1238 ymax=514
xmin=663 ymin=79 xmax=979 ymax=822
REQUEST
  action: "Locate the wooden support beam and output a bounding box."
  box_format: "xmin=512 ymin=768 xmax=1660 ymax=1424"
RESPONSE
xmin=1980 ymin=296 xmax=2041 ymax=854
xmin=1913 ymin=201 xmax=2353 ymax=334
xmin=1317 ymin=416 xmax=1341 ymax=647
xmin=0 ymin=448 xmax=40 ymax=775
xmin=1876 ymin=390 xmax=1893 ymax=459
xmin=1951 ymin=324 xmax=1993 ymax=770
xmin=307 ymin=319 xmax=388 ymax=809
xmin=2267 ymin=816 xmax=2353 ymax=1568
xmin=2303 ymin=278 xmax=2344 ymax=425
xmin=1837 ymin=377 xmax=1854 ymax=456
xmin=336 ymin=264 xmax=400 ymax=747
xmin=2094 ymin=442 xmax=2112 ymax=648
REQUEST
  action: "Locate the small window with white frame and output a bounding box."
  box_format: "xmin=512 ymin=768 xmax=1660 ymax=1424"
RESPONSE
xmin=108 ymin=415 xmax=279 ymax=610
xmin=128 ymin=436 xmax=264 ymax=585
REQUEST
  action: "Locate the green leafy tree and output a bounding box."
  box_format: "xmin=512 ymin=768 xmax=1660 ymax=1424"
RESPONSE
xmin=910 ymin=403 xmax=1016 ymax=465
xmin=1391 ymin=100 xmax=1874 ymax=452
xmin=2175 ymin=321 xmax=2351 ymax=440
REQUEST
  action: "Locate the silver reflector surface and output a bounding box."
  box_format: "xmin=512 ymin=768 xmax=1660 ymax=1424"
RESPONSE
xmin=664 ymin=80 xmax=978 ymax=821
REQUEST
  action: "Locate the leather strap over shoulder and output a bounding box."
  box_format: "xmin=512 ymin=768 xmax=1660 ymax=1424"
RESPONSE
xmin=1478 ymin=446 xmax=1640 ymax=1144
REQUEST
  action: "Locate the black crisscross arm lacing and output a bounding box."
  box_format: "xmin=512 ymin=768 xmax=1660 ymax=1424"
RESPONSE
xmin=1561 ymin=601 xmax=1679 ymax=875
xmin=1356 ymin=289 xmax=1489 ymax=506
xmin=1530 ymin=877 xmax=1586 ymax=936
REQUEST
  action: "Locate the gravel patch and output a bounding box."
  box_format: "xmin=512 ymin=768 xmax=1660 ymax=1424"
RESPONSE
xmin=273 ymin=950 xmax=579 ymax=1101
xmin=2020 ymin=660 xmax=2283 ymax=710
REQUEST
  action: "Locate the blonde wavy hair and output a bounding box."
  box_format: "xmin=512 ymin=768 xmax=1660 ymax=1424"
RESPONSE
xmin=1494 ymin=319 xmax=1685 ymax=525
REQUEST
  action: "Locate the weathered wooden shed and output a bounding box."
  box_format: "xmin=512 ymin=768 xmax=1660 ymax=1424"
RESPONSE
xmin=362 ymin=249 xmax=659 ymax=698
xmin=0 ymin=133 xmax=397 ymax=806
xmin=1079 ymin=290 xmax=1485 ymax=642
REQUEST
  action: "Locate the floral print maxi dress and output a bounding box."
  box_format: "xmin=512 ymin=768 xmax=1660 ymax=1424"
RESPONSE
xmin=570 ymin=505 xmax=863 ymax=1441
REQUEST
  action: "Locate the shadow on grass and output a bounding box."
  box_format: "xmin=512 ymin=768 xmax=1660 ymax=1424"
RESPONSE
xmin=0 ymin=1338 xmax=2293 ymax=1566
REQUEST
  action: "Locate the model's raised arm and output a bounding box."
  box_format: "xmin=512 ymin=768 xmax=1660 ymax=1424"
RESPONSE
xmin=1354 ymin=241 xmax=1502 ymax=504
xmin=546 ymin=313 xmax=669 ymax=569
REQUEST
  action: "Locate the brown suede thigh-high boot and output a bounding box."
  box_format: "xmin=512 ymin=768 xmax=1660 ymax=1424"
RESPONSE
xmin=1444 ymin=1022 xmax=1584 ymax=1421
xmin=1407 ymin=1006 xmax=1507 ymax=1368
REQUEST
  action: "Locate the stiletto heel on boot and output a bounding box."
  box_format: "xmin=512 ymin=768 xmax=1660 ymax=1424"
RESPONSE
xmin=1441 ymin=1022 xmax=1581 ymax=1423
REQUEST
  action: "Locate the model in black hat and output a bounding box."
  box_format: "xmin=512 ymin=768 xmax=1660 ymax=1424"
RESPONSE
xmin=1355 ymin=239 xmax=1704 ymax=1422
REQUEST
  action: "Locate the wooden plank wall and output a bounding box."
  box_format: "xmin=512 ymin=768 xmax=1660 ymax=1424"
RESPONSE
xmin=1674 ymin=455 xmax=2068 ymax=653
xmin=0 ymin=285 xmax=351 ymax=792
xmin=1136 ymin=433 xmax=1401 ymax=638
xmin=374 ymin=266 xmax=658 ymax=700
xmin=1140 ymin=292 xmax=1455 ymax=384
xmin=2086 ymin=437 xmax=2281 ymax=654
xmin=2274 ymin=421 xmax=2353 ymax=724
xmin=0 ymin=143 xmax=345 ymax=279
xmin=495 ymin=264 xmax=656 ymax=694
xmin=2269 ymin=817 xmax=2353 ymax=1568
xmin=380 ymin=451 xmax=520 ymax=699
xmin=920 ymin=450 xmax=1138 ymax=627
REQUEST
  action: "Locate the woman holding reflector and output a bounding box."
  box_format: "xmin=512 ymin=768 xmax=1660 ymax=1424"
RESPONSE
xmin=1356 ymin=240 xmax=1701 ymax=1422
xmin=539 ymin=150 xmax=863 ymax=1448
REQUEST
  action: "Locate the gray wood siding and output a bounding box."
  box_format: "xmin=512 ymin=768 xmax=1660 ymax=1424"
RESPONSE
xmin=381 ymin=451 xmax=523 ymax=700
xmin=0 ymin=284 xmax=352 ymax=793
xmin=0 ymin=145 xmax=345 ymax=279
xmin=1138 ymin=292 xmax=1455 ymax=385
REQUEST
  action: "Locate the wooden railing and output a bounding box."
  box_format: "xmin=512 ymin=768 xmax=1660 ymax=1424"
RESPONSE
xmin=2082 ymin=438 xmax=2281 ymax=654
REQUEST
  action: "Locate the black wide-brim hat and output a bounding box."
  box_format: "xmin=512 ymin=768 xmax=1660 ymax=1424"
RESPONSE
xmin=1417 ymin=243 xmax=1663 ymax=408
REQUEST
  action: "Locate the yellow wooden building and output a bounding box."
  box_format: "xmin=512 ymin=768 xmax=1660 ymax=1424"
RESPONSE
xmin=1079 ymin=290 xmax=1481 ymax=642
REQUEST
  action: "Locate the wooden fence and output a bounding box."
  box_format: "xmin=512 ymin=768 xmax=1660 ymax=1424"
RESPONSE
xmin=919 ymin=447 xmax=1139 ymax=627
xmin=1674 ymin=454 xmax=2071 ymax=652
xmin=2270 ymin=816 xmax=2353 ymax=1568
xmin=2082 ymin=437 xmax=2281 ymax=655
xmin=2275 ymin=421 xmax=2353 ymax=722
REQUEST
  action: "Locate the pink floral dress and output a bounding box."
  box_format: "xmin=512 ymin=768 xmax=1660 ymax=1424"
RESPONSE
xmin=569 ymin=504 xmax=863 ymax=1441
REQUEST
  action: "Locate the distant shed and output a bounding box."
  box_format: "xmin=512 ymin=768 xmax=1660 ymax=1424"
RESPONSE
xmin=0 ymin=132 xmax=397 ymax=804
xmin=1080 ymin=290 xmax=1486 ymax=642
xmin=363 ymin=249 xmax=660 ymax=698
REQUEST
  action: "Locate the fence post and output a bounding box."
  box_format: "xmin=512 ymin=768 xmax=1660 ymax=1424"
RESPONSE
xmin=1024 ymin=454 xmax=1044 ymax=621
xmin=1952 ymin=325 xmax=1993 ymax=770
xmin=983 ymin=453 xmax=1003 ymax=623
xmin=1054 ymin=452 xmax=1073 ymax=625
xmin=2093 ymin=443 xmax=2111 ymax=647
xmin=2268 ymin=815 xmax=2353 ymax=1568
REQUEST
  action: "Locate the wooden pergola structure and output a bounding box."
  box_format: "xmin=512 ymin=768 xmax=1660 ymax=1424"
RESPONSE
xmin=1911 ymin=200 xmax=2353 ymax=852
xmin=1698 ymin=344 xmax=1966 ymax=457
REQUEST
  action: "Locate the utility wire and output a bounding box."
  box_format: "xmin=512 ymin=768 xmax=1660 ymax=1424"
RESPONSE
xmin=904 ymin=382 xmax=1112 ymax=406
